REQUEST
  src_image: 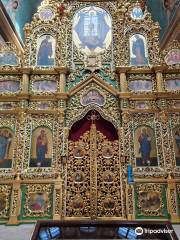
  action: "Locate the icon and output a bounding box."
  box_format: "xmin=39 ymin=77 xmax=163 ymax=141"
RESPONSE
xmin=135 ymin=227 xmax=143 ymax=235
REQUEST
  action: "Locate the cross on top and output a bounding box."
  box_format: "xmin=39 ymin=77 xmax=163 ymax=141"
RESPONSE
xmin=87 ymin=110 xmax=100 ymax=124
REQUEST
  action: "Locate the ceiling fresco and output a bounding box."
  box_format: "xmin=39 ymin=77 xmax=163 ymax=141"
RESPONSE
xmin=1 ymin=0 xmax=41 ymax=40
xmin=146 ymin=0 xmax=179 ymax=38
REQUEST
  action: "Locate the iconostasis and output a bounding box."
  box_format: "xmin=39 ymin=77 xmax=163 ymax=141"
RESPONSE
xmin=0 ymin=0 xmax=179 ymax=224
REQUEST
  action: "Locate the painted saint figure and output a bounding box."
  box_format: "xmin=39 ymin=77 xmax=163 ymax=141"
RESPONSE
xmin=138 ymin=127 xmax=151 ymax=165
xmin=36 ymin=129 xmax=48 ymax=167
xmin=29 ymin=193 xmax=47 ymax=211
xmin=131 ymin=34 xmax=148 ymax=66
xmin=0 ymin=129 xmax=12 ymax=162
xmin=175 ymin=129 xmax=180 ymax=156
xmin=37 ymin=35 xmax=54 ymax=66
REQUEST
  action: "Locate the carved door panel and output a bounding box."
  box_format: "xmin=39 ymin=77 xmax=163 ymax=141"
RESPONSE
xmin=66 ymin=130 xmax=91 ymax=217
xmin=96 ymin=131 xmax=123 ymax=218
xmin=66 ymin=124 xmax=123 ymax=219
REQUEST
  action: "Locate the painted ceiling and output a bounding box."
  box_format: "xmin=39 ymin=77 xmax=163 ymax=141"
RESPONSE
xmin=1 ymin=0 xmax=41 ymax=40
xmin=1 ymin=0 xmax=179 ymax=41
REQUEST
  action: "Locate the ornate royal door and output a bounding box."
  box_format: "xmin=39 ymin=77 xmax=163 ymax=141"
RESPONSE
xmin=65 ymin=112 xmax=124 ymax=219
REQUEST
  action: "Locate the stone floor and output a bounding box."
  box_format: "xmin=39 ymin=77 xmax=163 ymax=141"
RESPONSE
xmin=0 ymin=224 xmax=35 ymax=240
xmin=0 ymin=224 xmax=179 ymax=240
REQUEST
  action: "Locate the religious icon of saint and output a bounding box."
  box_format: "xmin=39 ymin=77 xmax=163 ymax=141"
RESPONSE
xmin=175 ymin=129 xmax=180 ymax=156
xmin=33 ymin=80 xmax=57 ymax=93
xmin=135 ymin=126 xmax=158 ymax=167
xmin=140 ymin=191 xmax=160 ymax=211
xmin=166 ymin=79 xmax=180 ymax=91
xmin=29 ymin=193 xmax=47 ymax=211
xmin=138 ymin=127 xmax=151 ymax=166
xmin=30 ymin=127 xmax=52 ymax=168
xmin=37 ymin=35 xmax=55 ymax=66
xmin=73 ymin=6 xmax=112 ymax=54
xmin=36 ymin=129 xmax=48 ymax=167
xmin=165 ymin=50 xmax=180 ymax=65
xmin=81 ymin=90 xmax=105 ymax=106
xmin=130 ymin=34 xmax=148 ymax=66
xmin=0 ymin=129 xmax=13 ymax=162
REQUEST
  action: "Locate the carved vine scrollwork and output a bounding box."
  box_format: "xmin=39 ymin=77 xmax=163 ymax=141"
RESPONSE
xmin=65 ymin=126 xmax=124 ymax=218
xmin=156 ymin=112 xmax=174 ymax=173
xmin=0 ymin=185 xmax=12 ymax=218
xmin=170 ymin=189 xmax=178 ymax=214
xmin=169 ymin=114 xmax=180 ymax=176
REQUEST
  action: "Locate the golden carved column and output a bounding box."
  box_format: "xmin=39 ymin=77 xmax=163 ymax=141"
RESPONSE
xmin=53 ymin=174 xmax=63 ymax=220
xmin=55 ymin=67 xmax=69 ymax=93
xmin=90 ymin=124 xmax=97 ymax=219
xmin=20 ymin=68 xmax=31 ymax=94
xmin=158 ymin=111 xmax=172 ymax=172
xmin=153 ymin=66 xmax=166 ymax=92
xmin=122 ymin=112 xmax=135 ymax=220
xmin=118 ymin=127 xmax=126 ymax=219
xmin=8 ymin=175 xmax=21 ymax=224
xmin=61 ymin=127 xmax=69 ymax=218
xmin=116 ymin=67 xmax=131 ymax=92
xmin=167 ymin=176 xmax=179 ymax=222
xmin=15 ymin=110 xmax=27 ymax=171
xmin=126 ymin=183 xmax=135 ymax=220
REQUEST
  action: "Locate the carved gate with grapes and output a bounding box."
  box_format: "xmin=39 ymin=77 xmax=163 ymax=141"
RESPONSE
xmin=64 ymin=115 xmax=124 ymax=219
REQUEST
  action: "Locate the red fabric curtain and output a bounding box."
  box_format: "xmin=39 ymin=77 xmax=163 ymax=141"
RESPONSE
xmin=69 ymin=111 xmax=118 ymax=141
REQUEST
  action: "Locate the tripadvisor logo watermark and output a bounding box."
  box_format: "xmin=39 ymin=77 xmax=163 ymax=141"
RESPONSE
xmin=135 ymin=227 xmax=143 ymax=235
xmin=135 ymin=227 xmax=174 ymax=235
